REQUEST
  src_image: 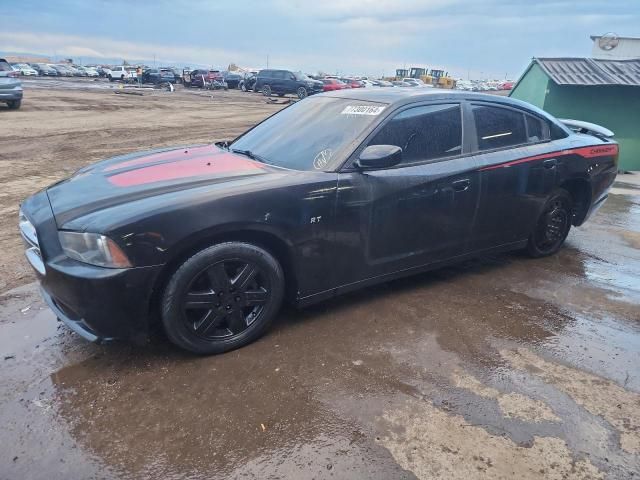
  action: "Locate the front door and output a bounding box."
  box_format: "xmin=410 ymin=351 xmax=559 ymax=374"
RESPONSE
xmin=332 ymin=103 xmax=481 ymax=286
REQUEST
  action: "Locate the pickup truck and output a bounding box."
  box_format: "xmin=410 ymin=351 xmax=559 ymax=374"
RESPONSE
xmin=106 ymin=66 xmax=137 ymax=82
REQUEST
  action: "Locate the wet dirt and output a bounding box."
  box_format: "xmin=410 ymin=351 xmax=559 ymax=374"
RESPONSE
xmin=1 ymin=84 xmax=640 ymax=479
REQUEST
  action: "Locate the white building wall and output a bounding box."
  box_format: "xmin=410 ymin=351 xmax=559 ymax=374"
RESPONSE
xmin=591 ymin=36 xmax=640 ymax=59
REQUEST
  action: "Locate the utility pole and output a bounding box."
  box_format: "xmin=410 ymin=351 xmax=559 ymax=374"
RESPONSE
xmin=266 ymin=54 xmax=269 ymax=68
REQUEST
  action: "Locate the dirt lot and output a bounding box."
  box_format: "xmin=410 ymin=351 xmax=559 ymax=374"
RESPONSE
xmin=0 ymin=80 xmax=284 ymax=292
xmin=1 ymin=80 xmax=639 ymax=480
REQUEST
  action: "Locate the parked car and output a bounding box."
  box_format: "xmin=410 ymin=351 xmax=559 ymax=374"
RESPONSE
xmin=76 ymin=66 xmax=99 ymax=77
xmin=189 ymin=69 xmax=224 ymax=88
xmin=107 ymin=66 xmax=137 ymax=82
xmin=19 ymin=89 xmax=619 ymax=354
xmin=31 ymin=63 xmax=58 ymax=76
xmin=341 ymin=78 xmax=364 ymax=88
xmin=142 ymin=68 xmax=175 ymax=84
xmin=0 ymin=58 xmax=23 ymax=109
xmin=222 ymin=71 xmax=242 ymax=89
xmin=254 ymin=69 xmax=323 ymax=99
xmin=12 ymin=64 xmax=38 ymax=76
xmin=49 ymin=64 xmax=73 ymax=76
xmin=500 ymin=81 xmax=514 ymax=90
xmin=238 ymin=72 xmax=257 ymax=92
xmin=94 ymin=66 xmax=110 ymax=77
xmin=66 ymin=65 xmax=84 ymax=77
xmin=376 ymin=80 xmax=394 ymax=87
xmin=321 ymin=78 xmax=349 ymax=91
xmin=391 ymin=80 xmax=409 ymax=87
xmin=165 ymin=67 xmax=182 ymax=84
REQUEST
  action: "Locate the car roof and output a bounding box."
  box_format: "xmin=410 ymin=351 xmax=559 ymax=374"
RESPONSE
xmin=320 ymin=88 xmax=530 ymax=109
xmin=318 ymin=88 xmax=561 ymax=124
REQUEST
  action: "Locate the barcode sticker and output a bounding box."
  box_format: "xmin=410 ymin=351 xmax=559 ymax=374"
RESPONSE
xmin=341 ymin=105 xmax=385 ymax=115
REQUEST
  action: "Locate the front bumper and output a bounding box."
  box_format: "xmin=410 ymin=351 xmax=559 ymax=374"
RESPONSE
xmin=20 ymin=191 xmax=163 ymax=343
xmin=39 ymin=258 xmax=161 ymax=343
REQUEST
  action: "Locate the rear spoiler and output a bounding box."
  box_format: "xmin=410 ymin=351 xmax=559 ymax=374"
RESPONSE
xmin=559 ymin=119 xmax=614 ymax=138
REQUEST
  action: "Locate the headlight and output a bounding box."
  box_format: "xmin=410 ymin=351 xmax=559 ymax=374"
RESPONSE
xmin=58 ymin=231 xmax=131 ymax=268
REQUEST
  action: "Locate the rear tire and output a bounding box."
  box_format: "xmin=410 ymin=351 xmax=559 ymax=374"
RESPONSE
xmin=7 ymin=100 xmax=21 ymax=110
xmin=526 ymin=189 xmax=572 ymax=258
xmin=161 ymin=242 xmax=284 ymax=355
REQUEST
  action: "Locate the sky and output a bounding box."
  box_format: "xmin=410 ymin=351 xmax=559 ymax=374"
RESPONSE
xmin=2 ymin=0 xmax=639 ymax=79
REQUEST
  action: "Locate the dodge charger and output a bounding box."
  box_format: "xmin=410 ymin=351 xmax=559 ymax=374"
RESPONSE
xmin=19 ymin=89 xmax=618 ymax=354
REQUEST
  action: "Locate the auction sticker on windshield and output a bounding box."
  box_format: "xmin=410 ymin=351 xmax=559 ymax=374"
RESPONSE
xmin=341 ymin=105 xmax=385 ymax=115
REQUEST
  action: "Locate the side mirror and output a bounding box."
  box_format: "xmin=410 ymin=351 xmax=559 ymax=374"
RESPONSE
xmin=355 ymin=145 xmax=402 ymax=170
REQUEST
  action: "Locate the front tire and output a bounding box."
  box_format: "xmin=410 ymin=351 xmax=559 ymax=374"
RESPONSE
xmin=262 ymin=85 xmax=271 ymax=96
xmin=7 ymin=100 xmax=21 ymax=110
xmin=297 ymin=87 xmax=308 ymax=99
xmin=526 ymin=189 xmax=572 ymax=258
xmin=161 ymin=242 xmax=284 ymax=355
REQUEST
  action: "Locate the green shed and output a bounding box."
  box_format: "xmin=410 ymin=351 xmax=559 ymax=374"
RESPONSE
xmin=510 ymin=57 xmax=640 ymax=171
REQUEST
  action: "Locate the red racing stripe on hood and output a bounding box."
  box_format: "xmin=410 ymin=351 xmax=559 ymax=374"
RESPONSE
xmin=104 ymin=145 xmax=214 ymax=172
xmin=107 ymin=153 xmax=262 ymax=187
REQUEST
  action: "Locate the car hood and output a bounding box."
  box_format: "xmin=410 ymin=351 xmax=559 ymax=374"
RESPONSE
xmin=47 ymin=144 xmax=273 ymax=227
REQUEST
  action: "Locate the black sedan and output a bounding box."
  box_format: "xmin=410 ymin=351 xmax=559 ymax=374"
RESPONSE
xmin=19 ymin=89 xmax=618 ymax=354
xmin=142 ymin=68 xmax=175 ymax=84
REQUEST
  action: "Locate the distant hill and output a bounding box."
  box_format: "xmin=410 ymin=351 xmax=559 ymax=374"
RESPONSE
xmin=0 ymin=49 xmax=209 ymax=69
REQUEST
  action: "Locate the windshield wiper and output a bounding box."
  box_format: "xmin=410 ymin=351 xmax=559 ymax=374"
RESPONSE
xmin=231 ymin=148 xmax=269 ymax=164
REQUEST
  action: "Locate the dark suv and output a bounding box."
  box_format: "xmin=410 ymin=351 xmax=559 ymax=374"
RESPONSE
xmin=0 ymin=58 xmax=23 ymax=109
xmin=254 ymin=69 xmax=323 ymax=99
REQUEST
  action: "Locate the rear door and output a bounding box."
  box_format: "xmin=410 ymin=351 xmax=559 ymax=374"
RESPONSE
xmin=470 ymin=103 xmax=556 ymax=250
xmin=271 ymin=70 xmax=286 ymax=93
xmin=333 ymin=102 xmax=481 ymax=285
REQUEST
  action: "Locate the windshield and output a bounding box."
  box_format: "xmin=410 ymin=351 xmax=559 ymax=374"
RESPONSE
xmin=230 ymin=96 xmax=387 ymax=171
xmin=294 ymin=71 xmax=309 ymax=81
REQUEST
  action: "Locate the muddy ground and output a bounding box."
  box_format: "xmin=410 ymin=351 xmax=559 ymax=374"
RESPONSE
xmin=1 ymin=79 xmax=639 ymax=479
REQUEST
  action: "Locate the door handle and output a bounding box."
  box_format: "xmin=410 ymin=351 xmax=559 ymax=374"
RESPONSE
xmin=543 ymin=158 xmax=557 ymax=169
xmin=451 ymin=179 xmax=471 ymax=192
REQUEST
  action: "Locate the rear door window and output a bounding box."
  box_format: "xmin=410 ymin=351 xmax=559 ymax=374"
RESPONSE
xmin=368 ymin=104 xmax=463 ymax=165
xmin=525 ymin=114 xmax=549 ymax=143
xmin=472 ymin=105 xmax=527 ymax=151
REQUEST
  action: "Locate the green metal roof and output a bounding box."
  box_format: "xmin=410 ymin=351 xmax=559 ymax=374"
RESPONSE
xmin=535 ymin=57 xmax=640 ymax=86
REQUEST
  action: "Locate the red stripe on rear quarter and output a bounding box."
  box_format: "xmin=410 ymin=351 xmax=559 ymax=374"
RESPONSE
xmin=479 ymin=144 xmax=618 ymax=171
xmin=108 ymin=153 xmax=262 ymax=187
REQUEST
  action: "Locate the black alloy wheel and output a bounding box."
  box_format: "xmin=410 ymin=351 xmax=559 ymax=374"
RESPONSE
xmin=161 ymin=242 xmax=284 ymax=354
xmin=527 ymin=189 xmax=572 ymax=257
xmin=262 ymin=85 xmax=271 ymax=96
xmin=297 ymin=87 xmax=308 ymax=99
xmin=184 ymin=260 xmax=268 ymax=339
